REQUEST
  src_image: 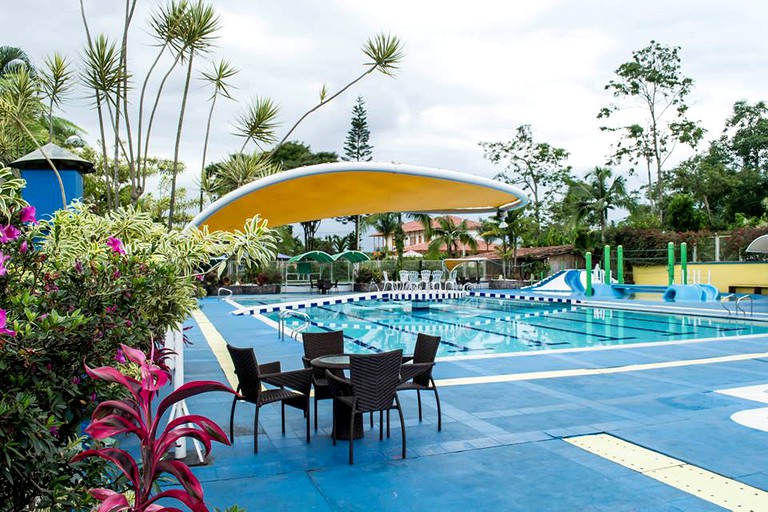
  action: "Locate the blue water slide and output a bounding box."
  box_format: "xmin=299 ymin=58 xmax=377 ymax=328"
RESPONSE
xmin=564 ymin=270 xmax=585 ymax=294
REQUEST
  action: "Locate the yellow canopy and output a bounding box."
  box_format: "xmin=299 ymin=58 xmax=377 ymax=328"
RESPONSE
xmin=189 ymin=162 xmax=528 ymax=232
xmin=443 ymin=257 xmax=489 ymax=272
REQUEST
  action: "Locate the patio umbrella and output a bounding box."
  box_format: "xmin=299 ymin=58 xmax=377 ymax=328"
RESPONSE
xmin=331 ymin=250 xmax=371 ymax=263
xmin=402 ymin=250 xmax=423 ymax=258
xmin=746 ymin=234 xmax=768 ymax=253
xmin=287 ymin=251 xmax=334 ymax=263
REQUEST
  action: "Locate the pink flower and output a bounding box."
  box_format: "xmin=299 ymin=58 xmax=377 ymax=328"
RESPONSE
xmin=112 ymin=269 xmax=121 ymax=279
xmin=19 ymin=240 xmax=28 ymax=254
xmin=0 ymin=252 xmax=9 ymax=276
xmin=106 ymin=237 xmax=126 ymax=255
xmin=19 ymin=206 xmax=37 ymax=224
xmin=49 ymin=426 xmax=59 ymax=438
xmin=72 ymin=376 xmax=82 ymax=385
xmin=114 ymin=348 xmax=126 ymax=364
xmin=90 ymin=392 xmax=98 ymax=402
xmin=0 ymin=225 xmax=20 ymax=243
xmin=0 ymin=309 xmax=15 ymax=337
xmin=74 ymin=260 xmax=83 ymax=273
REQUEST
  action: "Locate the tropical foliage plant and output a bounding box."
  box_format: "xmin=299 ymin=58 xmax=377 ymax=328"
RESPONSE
xmin=0 ymin=167 xmax=275 ymax=509
xmin=73 ymin=344 xmax=235 ymax=512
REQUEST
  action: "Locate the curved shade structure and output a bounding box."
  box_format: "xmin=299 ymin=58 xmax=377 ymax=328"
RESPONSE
xmin=188 ymin=162 xmax=528 ymax=232
xmin=746 ymin=235 xmax=768 ymax=254
xmin=332 ymin=250 xmax=371 ymax=263
xmin=287 ymin=251 xmax=334 ymax=263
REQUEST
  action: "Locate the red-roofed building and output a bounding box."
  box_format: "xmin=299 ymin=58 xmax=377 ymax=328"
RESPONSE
xmin=371 ymin=215 xmax=490 ymax=255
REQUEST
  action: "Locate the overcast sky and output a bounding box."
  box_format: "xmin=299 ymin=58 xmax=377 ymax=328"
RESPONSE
xmin=9 ymin=1 xmax=768 ymax=244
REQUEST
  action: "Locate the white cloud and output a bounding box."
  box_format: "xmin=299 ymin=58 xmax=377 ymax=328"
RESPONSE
xmin=7 ymin=0 xmax=768 ymax=233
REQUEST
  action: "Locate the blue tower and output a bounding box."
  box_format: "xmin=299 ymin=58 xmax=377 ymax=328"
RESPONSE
xmin=9 ymin=143 xmax=94 ymax=220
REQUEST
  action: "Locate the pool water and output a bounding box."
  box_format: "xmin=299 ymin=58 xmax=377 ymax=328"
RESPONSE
xmin=252 ymin=297 xmax=768 ymax=357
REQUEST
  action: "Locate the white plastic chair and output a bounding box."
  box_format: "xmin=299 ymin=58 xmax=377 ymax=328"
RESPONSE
xmin=444 ymin=270 xmax=458 ymax=290
xmin=381 ymin=271 xmax=395 ymax=291
xmin=430 ymin=270 xmax=444 ymax=290
xmin=419 ymin=270 xmax=432 ymax=290
xmin=398 ymin=270 xmax=410 ymax=290
xmin=408 ymin=271 xmax=420 ymax=290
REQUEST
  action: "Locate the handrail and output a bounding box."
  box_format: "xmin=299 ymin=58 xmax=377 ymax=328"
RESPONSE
xmin=737 ymin=295 xmax=754 ymax=316
xmin=217 ymin=287 xmax=233 ymax=299
xmin=278 ymin=310 xmax=310 ymax=340
xmin=720 ymin=293 xmax=735 ymax=316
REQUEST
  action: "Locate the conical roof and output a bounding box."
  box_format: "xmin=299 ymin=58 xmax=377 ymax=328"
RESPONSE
xmin=9 ymin=142 xmax=94 ymax=174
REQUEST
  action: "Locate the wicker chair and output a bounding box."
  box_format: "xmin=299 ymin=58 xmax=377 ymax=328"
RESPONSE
xmin=326 ymin=350 xmax=406 ymax=465
xmin=398 ymin=333 xmax=442 ymax=431
xmin=226 ymin=344 xmax=312 ymax=453
xmin=301 ymin=331 xmax=344 ymax=430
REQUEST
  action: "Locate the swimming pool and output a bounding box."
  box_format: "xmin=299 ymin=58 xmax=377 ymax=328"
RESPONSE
xmin=237 ymin=296 xmax=768 ymax=358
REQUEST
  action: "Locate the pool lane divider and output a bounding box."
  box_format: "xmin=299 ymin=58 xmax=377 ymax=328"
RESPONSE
xmin=566 ymin=433 xmax=768 ymax=510
xmin=230 ymin=290 xmax=576 ymax=316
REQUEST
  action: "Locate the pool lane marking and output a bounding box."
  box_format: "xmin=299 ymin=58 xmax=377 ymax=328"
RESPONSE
xmin=566 ymin=434 xmax=768 ymax=511
xmin=190 ymin=308 xmax=238 ymax=389
xmin=434 ymin=351 xmax=768 ymax=387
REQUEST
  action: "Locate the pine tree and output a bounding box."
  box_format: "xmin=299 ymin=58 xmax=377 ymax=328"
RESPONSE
xmin=342 ymin=96 xmax=373 ymax=162
xmin=338 ymin=97 xmax=373 ymax=249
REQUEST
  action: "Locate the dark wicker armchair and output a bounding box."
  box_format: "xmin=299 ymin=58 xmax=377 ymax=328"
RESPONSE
xmin=326 ymin=349 xmax=406 ymax=465
xmin=398 ymin=333 xmax=442 ymax=431
xmin=301 ymin=330 xmax=344 ymax=430
xmin=226 ymin=344 xmax=312 ymax=453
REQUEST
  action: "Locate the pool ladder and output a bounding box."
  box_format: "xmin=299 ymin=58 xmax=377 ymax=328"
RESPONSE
xmin=278 ymin=310 xmax=311 ymax=340
xmin=217 ymin=287 xmax=233 ymax=299
xmin=720 ymin=294 xmax=753 ymax=316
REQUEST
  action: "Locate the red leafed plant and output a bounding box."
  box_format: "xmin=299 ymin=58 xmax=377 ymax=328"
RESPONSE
xmin=72 ymin=344 xmax=236 ymax=512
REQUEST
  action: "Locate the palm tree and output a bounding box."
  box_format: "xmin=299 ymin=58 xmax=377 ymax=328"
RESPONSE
xmin=428 ymin=217 xmax=478 ymax=258
xmin=565 ymin=166 xmax=633 ymax=244
xmin=366 ymin=213 xmax=399 ymax=255
xmin=207 ymin=152 xmax=280 ymax=199
xmin=39 ymin=53 xmax=74 ymax=142
xmin=198 ymin=59 xmax=238 ymax=211
xmin=0 ymin=47 xmax=33 ymax=77
xmin=167 ymin=0 xmax=221 ymax=230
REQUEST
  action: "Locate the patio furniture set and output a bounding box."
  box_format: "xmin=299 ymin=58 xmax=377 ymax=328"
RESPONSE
xmin=225 ymin=331 xmax=442 ymax=464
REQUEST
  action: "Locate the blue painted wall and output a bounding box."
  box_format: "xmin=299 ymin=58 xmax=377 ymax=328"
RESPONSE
xmin=20 ymin=169 xmax=84 ymax=221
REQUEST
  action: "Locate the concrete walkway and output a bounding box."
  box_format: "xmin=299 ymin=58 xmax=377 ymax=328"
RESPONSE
xmin=184 ymin=297 xmax=768 ymax=511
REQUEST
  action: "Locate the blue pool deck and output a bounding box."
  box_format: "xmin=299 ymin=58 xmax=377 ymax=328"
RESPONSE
xmin=181 ymin=294 xmax=768 ymax=511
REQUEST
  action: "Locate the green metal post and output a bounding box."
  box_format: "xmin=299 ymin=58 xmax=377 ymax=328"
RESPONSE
xmin=603 ymin=245 xmax=611 ymax=283
xmin=667 ymin=242 xmax=675 ymax=286
xmin=617 ymin=245 xmax=624 ymax=284
xmin=585 ymin=252 xmax=592 ymax=296
xmin=680 ymin=242 xmax=687 ymax=285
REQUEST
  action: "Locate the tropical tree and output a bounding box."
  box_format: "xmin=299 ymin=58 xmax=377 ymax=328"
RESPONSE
xmin=337 ymin=96 xmax=374 ymax=248
xmin=481 ymin=210 xmax=528 ymax=277
xmin=206 ymin=152 xmax=280 ymax=200
xmin=366 ymin=213 xmax=399 ymax=255
xmin=598 ymin=40 xmax=704 ymax=219
xmin=167 ymin=0 xmax=221 ymax=229
xmin=342 ymin=96 xmax=373 ymax=162
xmin=39 ymin=53 xmax=74 ymax=142
xmin=0 ymin=46 xmax=33 ymax=77
xmin=480 ymin=124 xmax=572 ymax=238
xmin=198 ymin=59 xmax=238 ymax=211
xmin=564 ymin=166 xmax=634 ymax=244
xmin=428 ymin=216 xmax=478 ymax=258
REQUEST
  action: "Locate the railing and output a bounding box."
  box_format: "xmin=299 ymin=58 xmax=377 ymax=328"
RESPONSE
xmin=217 ymin=287 xmax=233 ymax=299
xmin=737 ymin=295 xmax=754 ymax=316
xmin=278 ymin=310 xmax=310 ymax=340
xmin=720 ymin=293 xmax=754 ymax=316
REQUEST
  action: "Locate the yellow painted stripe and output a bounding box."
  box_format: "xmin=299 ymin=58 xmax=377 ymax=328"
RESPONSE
xmin=190 ymin=308 xmax=237 ymax=389
xmin=435 ymin=352 xmax=768 ymax=387
xmin=566 ymin=434 xmax=768 ymax=511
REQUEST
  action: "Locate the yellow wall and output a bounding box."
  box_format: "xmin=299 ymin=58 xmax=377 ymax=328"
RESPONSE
xmin=632 ymin=262 xmax=768 ymax=293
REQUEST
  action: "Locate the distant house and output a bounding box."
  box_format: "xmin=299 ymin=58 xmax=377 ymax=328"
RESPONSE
xmin=371 ymin=216 xmax=496 ymax=255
